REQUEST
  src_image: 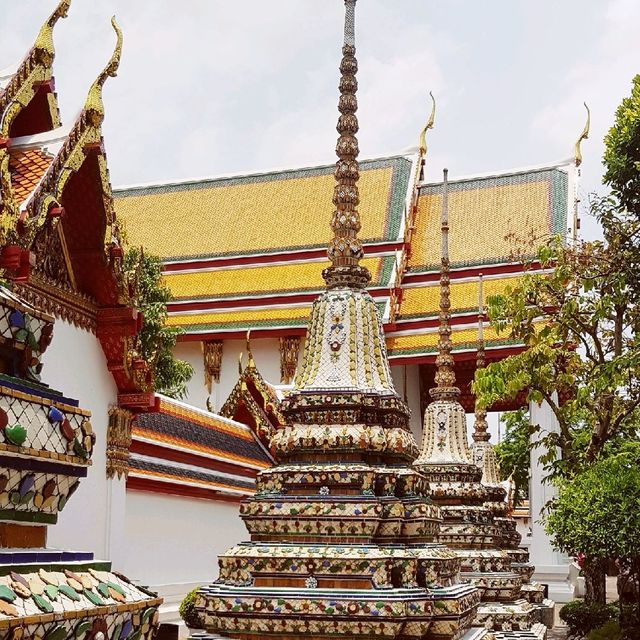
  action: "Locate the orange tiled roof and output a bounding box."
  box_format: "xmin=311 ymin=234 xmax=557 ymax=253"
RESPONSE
xmin=8 ymin=148 xmax=52 ymax=204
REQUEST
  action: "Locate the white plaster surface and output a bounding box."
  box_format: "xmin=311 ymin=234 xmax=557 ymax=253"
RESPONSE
xmin=179 ymin=337 xmax=306 ymax=412
xmin=123 ymin=490 xmax=246 ymax=587
xmin=42 ymin=321 xmax=118 ymax=559
xmin=529 ymin=397 xmax=573 ymax=603
xmin=391 ymin=364 xmax=422 ymax=442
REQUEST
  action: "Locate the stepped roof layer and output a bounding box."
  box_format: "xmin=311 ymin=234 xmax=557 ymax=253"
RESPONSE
xmin=128 ymin=394 xmax=273 ymax=502
xmin=0 ymin=3 xmax=157 ymax=412
xmin=115 ymin=160 xmax=570 ymax=364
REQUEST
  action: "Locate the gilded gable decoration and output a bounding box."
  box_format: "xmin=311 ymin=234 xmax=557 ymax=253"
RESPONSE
xmin=278 ymin=335 xmax=299 ymax=384
xmin=203 ymin=339 xmax=223 ymax=394
xmin=106 ymin=406 xmax=133 ymax=479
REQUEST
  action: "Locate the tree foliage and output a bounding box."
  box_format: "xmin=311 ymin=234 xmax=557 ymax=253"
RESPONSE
xmin=474 ymin=228 xmax=640 ymax=478
xmin=544 ymin=451 xmax=640 ymax=561
xmin=494 ymin=409 xmax=532 ymax=505
xmin=125 ymin=248 xmax=193 ymax=399
xmin=603 ymin=74 xmax=640 ymax=217
xmin=545 ymin=447 xmax=640 ymax=611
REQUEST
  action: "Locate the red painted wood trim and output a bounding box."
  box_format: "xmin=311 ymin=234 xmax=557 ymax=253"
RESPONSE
xmin=176 ymin=313 xmax=478 ymax=342
xmin=388 ymin=345 xmax=526 ymax=366
xmin=130 ymin=439 xmax=260 ymax=479
xmin=179 ymin=327 xmax=308 ymax=342
xmin=167 ymin=286 xmax=390 ymax=314
xmin=162 ymin=241 xmax=403 ymax=273
xmin=389 ymin=313 xmax=482 ymax=333
xmin=402 ymin=261 xmax=542 ymax=285
xmin=126 ymin=476 xmax=245 ymax=503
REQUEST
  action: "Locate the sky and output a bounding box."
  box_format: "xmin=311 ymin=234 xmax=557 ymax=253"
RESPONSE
xmin=2 ymin=0 xmax=640 ymax=240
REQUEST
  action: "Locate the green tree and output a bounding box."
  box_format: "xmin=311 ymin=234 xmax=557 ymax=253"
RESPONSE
xmin=603 ymin=74 xmax=640 ymax=217
xmin=125 ymin=248 xmax=193 ymax=399
xmin=474 ymin=232 xmax=640 ymax=479
xmin=545 ymin=450 xmax=640 ymax=610
xmin=494 ymin=409 xmax=532 ymax=506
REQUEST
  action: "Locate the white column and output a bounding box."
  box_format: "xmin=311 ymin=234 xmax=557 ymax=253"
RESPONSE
xmin=529 ymin=397 xmax=575 ymax=602
xmin=105 ymin=473 xmax=128 ymax=567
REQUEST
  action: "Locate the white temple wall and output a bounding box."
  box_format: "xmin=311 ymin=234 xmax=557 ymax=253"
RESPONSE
xmin=123 ymin=490 xmax=246 ymax=589
xmin=173 ymin=341 xmax=208 ymax=410
xmin=177 ymin=338 xmax=307 ymax=412
xmin=529 ymin=397 xmax=574 ymax=602
xmin=42 ymin=321 xmax=118 ymax=560
xmin=391 ymin=364 xmax=422 ymax=442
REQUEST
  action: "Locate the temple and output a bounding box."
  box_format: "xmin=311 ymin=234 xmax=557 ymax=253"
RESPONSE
xmin=0 ymin=3 xmax=161 ymax=638
xmin=0 ymin=0 xmax=582 ymax=637
xmin=196 ymin=2 xmax=482 ymax=637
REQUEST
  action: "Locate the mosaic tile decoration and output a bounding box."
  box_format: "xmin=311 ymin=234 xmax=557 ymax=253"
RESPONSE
xmin=0 ymin=566 xmax=162 ymax=640
xmin=114 ymin=157 xmax=411 ymax=261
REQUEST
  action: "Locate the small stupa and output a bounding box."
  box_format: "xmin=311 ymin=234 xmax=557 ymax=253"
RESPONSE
xmin=197 ymin=2 xmax=493 ymax=639
xmin=413 ymin=180 xmax=545 ymax=637
xmin=471 ymin=281 xmax=554 ymax=628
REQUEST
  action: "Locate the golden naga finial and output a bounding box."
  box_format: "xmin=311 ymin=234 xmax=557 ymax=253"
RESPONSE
xmin=418 ymin=91 xmax=436 ymax=156
xmin=84 ymin=16 xmax=123 ymax=124
xmin=34 ymin=0 xmax=72 ymax=62
xmin=238 ymin=351 xmax=244 ymax=375
xmin=246 ymin=329 xmax=255 ymax=367
xmin=574 ymin=102 xmax=590 ymax=167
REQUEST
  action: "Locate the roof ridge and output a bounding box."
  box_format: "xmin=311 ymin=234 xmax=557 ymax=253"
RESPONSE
xmin=420 ymin=159 xmax=573 ymax=186
xmin=113 ymin=153 xmax=413 ymax=194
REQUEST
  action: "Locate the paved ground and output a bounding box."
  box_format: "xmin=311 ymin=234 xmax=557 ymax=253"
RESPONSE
xmin=547 ymin=628 xmax=568 ymax=640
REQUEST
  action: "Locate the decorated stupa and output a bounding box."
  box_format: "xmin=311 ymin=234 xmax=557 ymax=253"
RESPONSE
xmin=471 ymin=280 xmax=554 ymax=628
xmin=0 ymin=283 xmax=161 ymax=640
xmin=413 ymin=175 xmax=547 ymax=637
xmin=197 ymin=1 xmax=496 ymax=639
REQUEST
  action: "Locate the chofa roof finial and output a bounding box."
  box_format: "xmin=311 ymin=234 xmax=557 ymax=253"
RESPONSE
xmin=34 ymin=0 xmax=72 ymax=62
xmin=574 ymin=102 xmax=590 ymax=167
xmin=84 ymin=16 xmax=123 ymax=124
xmin=418 ymin=92 xmax=436 ymax=156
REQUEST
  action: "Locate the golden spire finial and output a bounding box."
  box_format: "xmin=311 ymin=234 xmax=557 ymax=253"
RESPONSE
xmin=473 ymin=274 xmax=490 ymax=442
xmin=574 ymin=102 xmax=590 ymax=167
xmin=418 ymin=92 xmax=436 ymax=156
xmin=246 ymin=329 xmax=255 ymax=368
xmin=84 ymin=16 xmax=123 ymax=124
xmin=431 ymin=168 xmax=459 ymax=400
xmin=238 ymin=351 xmax=244 ymax=375
xmin=34 ymin=0 xmax=71 ymax=62
xmin=323 ymin=0 xmax=370 ymax=290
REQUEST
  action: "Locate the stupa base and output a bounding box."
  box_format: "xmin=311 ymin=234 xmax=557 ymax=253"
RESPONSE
xmin=531 ymin=599 xmax=554 ymax=629
xmin=519 ymin=582 xmax=546 ymax=605
xmin=0 ymin=549 xmax=161 ymax=640
xmin=199 ymin=582 xmax=481 ymax=640
xmin=493 ymin=622 xmax=548 ymax=639
xmin=473 ymin=599 xmax=536 ymax=632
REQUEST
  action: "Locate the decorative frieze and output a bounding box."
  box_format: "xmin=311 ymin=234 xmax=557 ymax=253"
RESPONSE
xmin=203 ymin=339 xmax=223 ymax=394
xmin=278 ymin=335 xmax=299 ymax=384
xmin=106 ymin=406 xmax=132 ymax=479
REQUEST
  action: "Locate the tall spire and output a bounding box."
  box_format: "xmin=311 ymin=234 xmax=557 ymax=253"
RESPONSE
xmin=323 ymin=0 xmax=370 ymax=290
xmin=432 ymin=168 xmax=459 ymax=399
xmin=473 ymin=274 xmax=490 ymax=443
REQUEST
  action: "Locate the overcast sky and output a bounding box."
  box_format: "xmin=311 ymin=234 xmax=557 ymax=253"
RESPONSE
xmin=2 ymin=1 xmax=640 ymax=239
